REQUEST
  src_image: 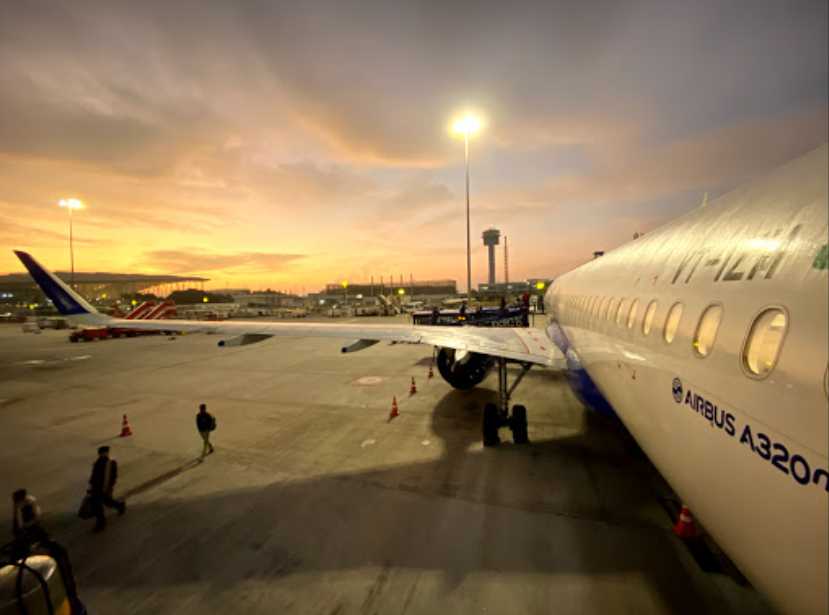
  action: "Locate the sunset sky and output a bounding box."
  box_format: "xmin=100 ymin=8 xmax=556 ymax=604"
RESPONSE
xmin=1 ymin=1 xmax=826 ymax=292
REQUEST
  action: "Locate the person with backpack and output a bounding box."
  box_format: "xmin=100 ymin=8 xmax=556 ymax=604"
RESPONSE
xmin=196 ymin=403 xmax=216 ymax=459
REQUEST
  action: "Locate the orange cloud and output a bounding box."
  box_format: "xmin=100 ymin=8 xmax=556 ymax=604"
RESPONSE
xmin=140 ymin=248 xmax=305 ymax=275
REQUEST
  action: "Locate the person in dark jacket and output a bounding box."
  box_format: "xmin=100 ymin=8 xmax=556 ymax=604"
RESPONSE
xmin=430 ymin=305 xmax=440 ymax=325
xmin=10 ymin=489 xmax=86 ymax=612
xmin=11 ymin=488 xmax=45 ymax=546
xmin=196 ymin=403 xmax=216 ymax=459
xmin=88 ymin=446 xmax=125 ymax=531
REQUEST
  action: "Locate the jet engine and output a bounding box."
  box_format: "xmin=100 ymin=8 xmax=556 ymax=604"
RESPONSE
xmin=435 ymin=347 xmax=494 ymax=390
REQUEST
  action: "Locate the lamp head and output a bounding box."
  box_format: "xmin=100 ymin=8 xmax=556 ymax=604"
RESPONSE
xmin=451 ymin=113 xmax=482 ymax=137
xmin=59 ymin=198 xmax=84 ymax=210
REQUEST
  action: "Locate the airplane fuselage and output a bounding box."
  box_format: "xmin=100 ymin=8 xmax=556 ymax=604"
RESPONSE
xmin=545 ymin=145 xmax=828 ymax=615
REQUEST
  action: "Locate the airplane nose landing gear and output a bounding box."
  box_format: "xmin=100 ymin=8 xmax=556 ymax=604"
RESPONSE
xmin=483 ymin=358 xmax=532 ymax=446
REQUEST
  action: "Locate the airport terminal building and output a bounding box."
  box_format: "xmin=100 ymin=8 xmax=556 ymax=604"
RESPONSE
xmin=0 ymin=271 xmax=208 ymax=307
xmin=314 ymin=279 xmax=457 ymax=301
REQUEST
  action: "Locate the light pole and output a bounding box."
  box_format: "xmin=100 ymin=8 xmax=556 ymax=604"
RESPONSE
xmin=58 ymin=198 xmax=84 ymax=288
xmin=451 ymin=114 xmax=482 ymax=298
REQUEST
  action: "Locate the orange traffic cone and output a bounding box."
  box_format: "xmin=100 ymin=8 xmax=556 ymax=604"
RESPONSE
xmin=389 ymin=397 xmax=399 ymax=421
xmin=427 ymin=364 xmax=434 ymax=379
xmin=119 ymin=414 xmax=133 ymax=438
xmin=410 ymin=376 xmax=417 ymax=395
xmin=673 ymin=505 xmax=697 ymax=539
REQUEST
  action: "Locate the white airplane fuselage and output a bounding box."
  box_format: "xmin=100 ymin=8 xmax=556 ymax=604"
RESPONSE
xmin=545 ymin=145 xmax=828 ymax=615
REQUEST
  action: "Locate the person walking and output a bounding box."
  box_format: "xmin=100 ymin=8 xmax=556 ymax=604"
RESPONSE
xmin=196 ymin=403 xmax=216 ymax=460
xmin=88 ymin=446 xmax=125 ymax=532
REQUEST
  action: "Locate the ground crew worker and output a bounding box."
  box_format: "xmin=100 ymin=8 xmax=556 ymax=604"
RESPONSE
xmin=196 ymin=403 xmax=216 ymax=459
xmin=88 ymin=446 xmax=126 ymax=531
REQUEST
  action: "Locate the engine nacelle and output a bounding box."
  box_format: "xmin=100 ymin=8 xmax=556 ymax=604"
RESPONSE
xmin=435 ymin=347 xmax=494 ymax=390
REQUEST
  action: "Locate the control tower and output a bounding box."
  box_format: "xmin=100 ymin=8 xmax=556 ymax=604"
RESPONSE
xmin=482 ymin=228 xmax=501 ymax=286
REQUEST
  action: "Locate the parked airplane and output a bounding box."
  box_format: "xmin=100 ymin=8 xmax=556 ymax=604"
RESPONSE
xmin=13 ymin=144 xmax=828 ymax=614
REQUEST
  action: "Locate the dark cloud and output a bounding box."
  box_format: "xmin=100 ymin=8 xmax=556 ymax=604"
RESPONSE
xmin=470 ymin=107 xmax=827 ymax=217
xmin=2 ymin=1 xmax=824 ymax=169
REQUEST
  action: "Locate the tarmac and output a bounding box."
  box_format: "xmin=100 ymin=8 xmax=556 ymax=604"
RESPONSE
xmin=0 ymin=317 xmax=775 ymax=614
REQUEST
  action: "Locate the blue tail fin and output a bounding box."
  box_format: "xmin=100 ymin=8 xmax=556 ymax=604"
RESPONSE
xmin=14 ymin=251 xmax=100 ymax=317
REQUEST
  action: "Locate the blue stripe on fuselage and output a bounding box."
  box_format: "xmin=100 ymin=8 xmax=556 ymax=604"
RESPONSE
xmin=546 ymin=320 xmax=616 ymax=416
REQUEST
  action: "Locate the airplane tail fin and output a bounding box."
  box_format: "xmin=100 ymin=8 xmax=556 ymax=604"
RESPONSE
xmin=14 ymin=251 xmax=110 ymax=325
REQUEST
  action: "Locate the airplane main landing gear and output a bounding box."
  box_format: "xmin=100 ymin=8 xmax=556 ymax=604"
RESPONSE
xmin=482 ymin=357 xmax=532 ymax=447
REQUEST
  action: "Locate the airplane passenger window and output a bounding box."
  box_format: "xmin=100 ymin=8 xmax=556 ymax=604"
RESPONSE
xmin=600 ymin=297 xmax=611 ymax=321
xmin=664 ymin=302 xmax=683 ymax=343
xmin=693 ymin=304 xmax=723 ymax=357
xmin=824 ymin=364 xmax=828 ymax=399
xmin=627 ymin=299 xmax=639 ymax=329
xmin=642 ymin=300 xmax=658 ymax=336
xmin=743 ymin=308 xmax=788 ymax=378
xmin=616 ymin=299 xmax=627 ymax=326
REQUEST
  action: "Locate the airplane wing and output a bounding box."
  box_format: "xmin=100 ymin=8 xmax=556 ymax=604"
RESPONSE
xmin=14 ymin=251 xmax=562 ymax=368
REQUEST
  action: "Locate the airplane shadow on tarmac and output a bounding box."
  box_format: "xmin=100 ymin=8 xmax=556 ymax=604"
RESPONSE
xmin=55 ymin=386 xmax=724 ymax=615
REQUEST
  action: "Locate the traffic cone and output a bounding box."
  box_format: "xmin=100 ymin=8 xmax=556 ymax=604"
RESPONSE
xmin=427 ymin=364 xmax=434 ymax=379
xmin=410 ymin=376 xmax=417 ymax=395
xmin=672 ymin=505 xmax=697 ymax=539
xmin=119 ymin=414 xmax=133 ymax=437
xmin=389 ymin=396 xmax=399 ymax=421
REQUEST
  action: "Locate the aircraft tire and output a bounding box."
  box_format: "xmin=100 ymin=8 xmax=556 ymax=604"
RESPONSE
xmin=483 ymin=403 xmax=500 ymax=447
xmin=510 ymin=404 xmax=529 ymax=444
